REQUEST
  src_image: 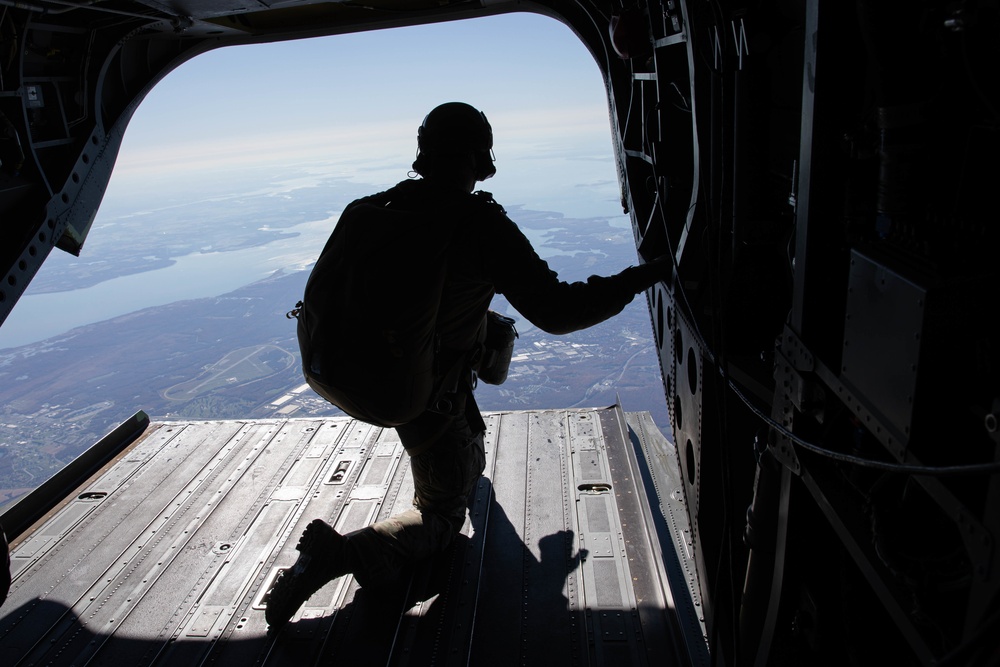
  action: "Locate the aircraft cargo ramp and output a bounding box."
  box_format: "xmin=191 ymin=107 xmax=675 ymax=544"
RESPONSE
xmin=1 ymin=407 xmax=703 ymax=666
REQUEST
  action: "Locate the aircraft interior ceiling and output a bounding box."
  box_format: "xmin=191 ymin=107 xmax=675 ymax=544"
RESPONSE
xmin=1 ymin=1 xmax=999 ymax=665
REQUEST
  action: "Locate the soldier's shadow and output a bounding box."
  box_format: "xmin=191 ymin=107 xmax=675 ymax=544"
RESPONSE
xmin=469 ymin=485 xmax=589 ymax=659
xmin=420 ymin=481 xmax=586 ymax=612
xmin=0 ymin=479 xmax=586 ymax=665
xmin=296 ymin=478 xmax=586 ymax=663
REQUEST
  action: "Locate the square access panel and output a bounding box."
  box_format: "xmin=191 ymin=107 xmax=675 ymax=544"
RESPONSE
xmin=842 ymin=250 xmax=926 ymax=443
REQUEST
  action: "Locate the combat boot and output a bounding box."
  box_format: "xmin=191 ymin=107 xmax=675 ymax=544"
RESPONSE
xmin=265 ymin=518 xmax=351 ymax=629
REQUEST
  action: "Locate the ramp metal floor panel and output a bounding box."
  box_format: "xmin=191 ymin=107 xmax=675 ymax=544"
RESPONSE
xmin=2 ymin=408 xmax=686 ymax=666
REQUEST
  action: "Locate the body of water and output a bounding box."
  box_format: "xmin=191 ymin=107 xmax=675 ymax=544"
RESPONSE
xmin=0 ymin=216 xmax=336 ymax=350
xmin=0 ymin=179 xmax=631 ymax=351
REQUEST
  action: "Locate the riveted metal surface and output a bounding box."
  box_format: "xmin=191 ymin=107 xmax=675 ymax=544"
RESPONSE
xmin=2 ymin=410 xmax=680 ymax=666
xmin=623 ymin=410 xmax=707 ymax=666
xmin=842 ymin=250 xmax=925 ymax=443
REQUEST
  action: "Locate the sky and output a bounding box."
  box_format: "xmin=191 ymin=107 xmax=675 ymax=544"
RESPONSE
xmin=105 ymin=12 xmax=623 ymax=219
xmin=0 ymin=10 xmax=673 ymax=503
xmin=0 ymin=11 xmax=638 ymax=348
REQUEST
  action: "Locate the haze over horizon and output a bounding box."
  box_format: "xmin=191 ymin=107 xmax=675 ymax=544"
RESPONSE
xmin=0 ymin=12 xmax=627 ymax=349
xmin=0 ymin=12 xmax=671 ymax=509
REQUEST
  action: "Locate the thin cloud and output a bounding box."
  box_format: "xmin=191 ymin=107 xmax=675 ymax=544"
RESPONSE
xmin=113 ymin=104 xmax=611 ymax=180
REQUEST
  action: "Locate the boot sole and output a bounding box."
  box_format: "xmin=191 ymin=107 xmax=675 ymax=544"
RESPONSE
xmin=265 ymin=519 xmax=345 ymax=629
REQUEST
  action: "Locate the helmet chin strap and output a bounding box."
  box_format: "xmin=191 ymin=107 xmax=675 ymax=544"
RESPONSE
xmin=473 ymin=149 xmax=496 ymax=181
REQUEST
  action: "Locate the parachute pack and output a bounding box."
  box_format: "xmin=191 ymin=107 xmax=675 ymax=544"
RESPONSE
xmin=292 ymin=189 xmax=480 ymax=428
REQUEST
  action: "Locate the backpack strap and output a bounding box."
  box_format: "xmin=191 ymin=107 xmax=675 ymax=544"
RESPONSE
xmin=428 ymin=329 xmax=484 ymax=418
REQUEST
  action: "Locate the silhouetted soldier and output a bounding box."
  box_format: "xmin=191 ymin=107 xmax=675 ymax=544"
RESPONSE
xmin=265 ymin=102 xmax=666 ymax=628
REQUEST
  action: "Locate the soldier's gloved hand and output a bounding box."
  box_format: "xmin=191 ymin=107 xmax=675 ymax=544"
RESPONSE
xmin=627 ymin=253 xmax=671 ymax=293
xmin=646 ymin=253 xmax=672 ymax=279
